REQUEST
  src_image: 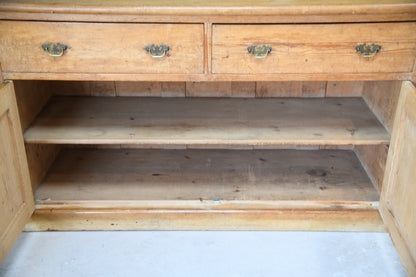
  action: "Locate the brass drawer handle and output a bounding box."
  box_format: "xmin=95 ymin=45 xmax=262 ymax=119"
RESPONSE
xmin=144 ymin=44 xmax=170 ymax=58
xmin=41 ymin=42 xmax=68 ymax=57
xmin=247 ymin=44 xmax=272 ymax=59
xmin=355 ymin=43 xmax=381 ymax=58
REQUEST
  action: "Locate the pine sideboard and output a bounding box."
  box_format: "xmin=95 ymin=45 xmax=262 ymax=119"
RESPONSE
xmin=0 ymin=0 xmax=415 ymax=274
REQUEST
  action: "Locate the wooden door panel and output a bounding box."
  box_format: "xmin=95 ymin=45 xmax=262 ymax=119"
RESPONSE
xmin=380 ymin=81 xmax=416 ymax=276
xmin=0 ymin=81 xmax=33 ymax=264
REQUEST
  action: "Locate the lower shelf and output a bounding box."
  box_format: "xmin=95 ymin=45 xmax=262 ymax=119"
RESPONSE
xmin=29 ymin=148 xmax=384 ymax=231
xmin=35 ymin=148 xmax=379 ymax=208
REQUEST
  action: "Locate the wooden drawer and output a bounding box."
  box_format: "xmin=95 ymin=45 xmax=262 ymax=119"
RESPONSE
xmin=0 ymin=22 xmax=204 ymax=74
xmin=212 ymin=23 xmax=416 ymax=74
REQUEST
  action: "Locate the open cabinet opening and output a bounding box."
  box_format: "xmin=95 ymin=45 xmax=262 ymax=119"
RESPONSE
xmin=13 ymin=80 xmax=402 ymax=231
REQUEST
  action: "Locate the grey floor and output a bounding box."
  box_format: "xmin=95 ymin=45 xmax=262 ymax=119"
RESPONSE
xmin=0 ymin=231 xmax=406 ymax=277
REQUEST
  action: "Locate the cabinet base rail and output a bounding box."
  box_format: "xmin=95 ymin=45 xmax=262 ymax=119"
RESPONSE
xmin=25 ymin=208 xmax=385 ymax=232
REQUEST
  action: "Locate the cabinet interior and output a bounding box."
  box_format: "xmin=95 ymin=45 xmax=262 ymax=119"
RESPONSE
xmin=13 ymin=80 xmax=401 ymax=220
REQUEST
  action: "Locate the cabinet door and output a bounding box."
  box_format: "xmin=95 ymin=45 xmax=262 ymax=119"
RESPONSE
xmin=0 ymin=81 xmax=34 ymax=263
xmin=380 ymin=81 xmax=416 ymax=275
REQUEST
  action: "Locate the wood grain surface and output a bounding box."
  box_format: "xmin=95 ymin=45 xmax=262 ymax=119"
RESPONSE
xmin=0 ymin=0 xmax=415 ymax=21
xmin=213 ymin=23 xmax=416 ymax=75
xmin=25 ymin=209 xmax=385 ymax=232
xmin=0 ymin=82 xmax=33 ymax=264
xmin=34 ymin=148 xmax=379 ymax=209
xmin=23 ymin=97 xmax=390 ymax=146
xmin=0 ymin=21 xmax=204 ymax=74
xmin=380 ymin=82 xmax=416 ymax=276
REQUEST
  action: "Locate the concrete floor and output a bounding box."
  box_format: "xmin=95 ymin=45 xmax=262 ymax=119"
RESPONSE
xmin=0 ymin=231 xmax=406 ymax=277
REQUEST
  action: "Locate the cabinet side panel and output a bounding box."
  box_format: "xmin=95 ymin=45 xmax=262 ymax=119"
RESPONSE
xmin=362 ymin=81 xmax=402 ymax=133
xmin=354 ymin=144 xmax=388 ymax=192
xmin=25 ymin=144 xmax=61 ymax=191
xmin=14 ymin=80 xmax=61 ymax=190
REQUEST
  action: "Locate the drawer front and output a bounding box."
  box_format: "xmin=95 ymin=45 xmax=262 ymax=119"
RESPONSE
xmin=212 ymin=23 xmax=416 ymax=74
xmin=0 ymin=22 xmax=204 ymax=74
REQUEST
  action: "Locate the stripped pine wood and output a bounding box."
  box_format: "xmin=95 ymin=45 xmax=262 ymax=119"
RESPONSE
xmin=0 ymin=0 xmax=414 ymax=268
xmin=212 ymin=23 xmax=416 ymax=75
xmin=380 ymin=82 xmax=416 ymax=276
xmin=255 ymin=81 xmax=326 ymax=98
xmin=0 ymin=21 xmax=204 ymax=74
xmin=116 ymin=82 xmax=162 ymax=97
xmin=23 ymin=97 xmax=390 ymax=146
xmin=13 ymin=80 xmax=52 ymax=131
xmin=2 ymin=0 xmax=414 ymax=10
xmin=34 ymin=148 xmax=379 ymax=210
xmin=13 ymin=80 xmax=62 ymax=191
xmin=50 ymin=81 xmax=91 ymax=96
xmin=186 ymin=82 xmax=231 ymax=97
xmin=25 ymin=144 xmax=61 ymax=191
xmin=116 ymin=82 xmax=186 ymax=97
xmin=46 ymin=81 xmax=366 ymax=98
xmin=2 ymin=13 xmax=413 ymax=26
xmin=3 ymin=72 xmax=413 ymax=82
xmin=0 ymin=0 xmax=415 ymax=24
xmin=24 ymin=209 xmax=385 ymax=232
xmin=256 ymin=82 xmax=302 ymax=97
xmin=161 ymin=82 xmax=186 ymax=97
xmin=353 ymin=82 xmax=401 ymax=194
xmin=0 ymin=82 xmax=33 ymax=264
xmin=90 ymin=81 xmax=115 ymax=97
xmin=362 ymin=81 xmax=402 ymax=133
xmin=326 ymin=81 xmax=364 ymax=97
xmin=231 ymin=82 xmax=255 ymax=97
xmin=354 ymin=144 xmax=388 ymax=192
xmin=301 ymin=82 xmax=327 ymax=98
xmin=51 ymin=81 xmax=325 ymax=98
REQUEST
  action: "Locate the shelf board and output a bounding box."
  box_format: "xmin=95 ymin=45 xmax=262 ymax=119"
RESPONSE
xmin=34 ymin=148 xmax=379 ymax=210
xmin=24 ymin=97 xmax=390 ymax=146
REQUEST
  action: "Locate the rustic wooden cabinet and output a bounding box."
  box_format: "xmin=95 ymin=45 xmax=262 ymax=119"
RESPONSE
xmin=0 ymin=0 xmax=415 ymax=274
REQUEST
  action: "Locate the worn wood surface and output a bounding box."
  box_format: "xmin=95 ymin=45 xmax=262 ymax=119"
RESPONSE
xmin=29 ymin=147 xmax=383 ymax=232
xmin=0 ymin=0 xmax=415 ymax=24
xmin=2 ymin=0 xmax=414 ymax=8
xmin=212 ymin=23 xmax=416 ymax=75
xmin=256 ymin=82 xmax=302 ymax=97
xmin=1 ymin=13 xmax=415 ymax=25
xmin=0 ymin=82 xmax=33 ymax=264
xmin=90 ymin=81 xmax=116 ymax=97
xmin=380 ymin=81 xmax=416 ymax=276
xmin=326 ymin=81 xmax=364 ymax=97
xmin=0 ymin=21 xmax=204 ymax=74
xmin=186 ymin=82 xmax=232 ymax=97
xmin=23 ymin=97 xmax=390 ymax=146
xmin=354 ymin=145 xmax=388 ymax=192
xmin=353 ymin=81 xmax=400 ymax=193
xmin=13 ymin=80 xmax=52 ymax=131
xmin=25 ymin=144 xmax=61 ymax=191
xmin=4 ymin=72 xmax=413 ymax=82
xmin=116 ymin=82 xmax=186 ymax=97
xmin=34 ymin=148 xmax=379 ymax=210
xmin=47 ymin=81 xmax=368 ymax=98
xmin=362 ymin=81 xmax=402 ymax=133
xmin=12 ymin=80 xmax=61 ymax=191
xmin=24 ymin=209 xmax=385 ymax=231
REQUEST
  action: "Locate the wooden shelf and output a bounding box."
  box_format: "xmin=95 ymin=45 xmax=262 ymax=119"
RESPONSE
xmin=24 ymin=97 xmax=390 ymax=146
xmin=34 ymin=148 xmax=379 ymax=210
